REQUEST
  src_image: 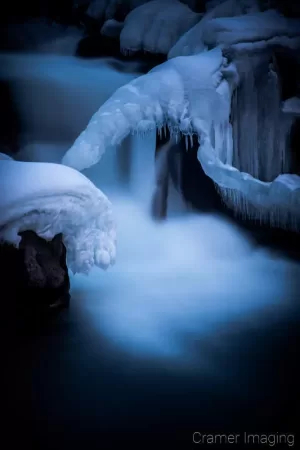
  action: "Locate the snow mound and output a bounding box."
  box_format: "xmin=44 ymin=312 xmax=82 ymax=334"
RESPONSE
xmin=202 ymin=10 xmax=300 ymax=51
xmin=120 ymin=0 xmax=201 ymax=55
xmin=168 ymin=0 xmax=259 ymax=59
xmin=101 ymin=19 xmax=124 ymax=38
xmin=0 ymin=160 xmax=116 ymax=274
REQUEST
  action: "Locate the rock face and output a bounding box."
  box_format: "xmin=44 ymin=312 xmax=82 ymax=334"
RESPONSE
xmin=0 ymin=231 xmax=70 ymax=330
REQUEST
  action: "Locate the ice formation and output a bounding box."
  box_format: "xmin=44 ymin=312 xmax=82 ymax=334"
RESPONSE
xmin=62 ymin=5 xmax=300 ymax=229
xmin=62 ymin=47 xmax=229 ymax=170
xmin=0 ymin=159 xmax=116 ymax=274
xmin=120 ymin=0 xmax=201 ymax=55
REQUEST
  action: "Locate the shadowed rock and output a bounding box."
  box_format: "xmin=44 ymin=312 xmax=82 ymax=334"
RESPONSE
xmin=0 ymin=231 xmax=70 ymax=332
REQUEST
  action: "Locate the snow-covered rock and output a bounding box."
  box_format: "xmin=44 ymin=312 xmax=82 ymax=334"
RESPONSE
xmin=120 ymin=0 xmax=201 ymax=55
xmin=168 ymin=0 xmax=259 ymax=58
xmin=202 ymin=10 xmax=300 ymax=52
xmin=100 ymin=19 xmax=124 ymax=38
xmin=0 ymin=160 xmax=116 ymax=274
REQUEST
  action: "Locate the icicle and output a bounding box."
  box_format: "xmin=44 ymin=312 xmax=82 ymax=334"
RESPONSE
xmin=217 ymin=184 xmax=300 ymax=231
xmin=185 ymin=135 xmax=188 ymax=151
xmin=231 ymin=54 xmax=293 ymax=183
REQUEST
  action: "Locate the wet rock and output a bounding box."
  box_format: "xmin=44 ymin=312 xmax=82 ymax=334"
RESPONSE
xmin=0 ymin=231 xmax=70 ymax=331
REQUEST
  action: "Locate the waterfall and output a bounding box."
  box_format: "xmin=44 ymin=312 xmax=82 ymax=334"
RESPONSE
xmin=129 ymin=131 xmax=157 ymax=208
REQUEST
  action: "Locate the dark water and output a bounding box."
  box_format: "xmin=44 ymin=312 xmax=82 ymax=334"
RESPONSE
xmin=4 ymin=286 xmax=300 ymax=449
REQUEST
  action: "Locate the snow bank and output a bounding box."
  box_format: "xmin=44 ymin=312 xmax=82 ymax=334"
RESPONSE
xmin=120 ymin=0 xmax=201 ymax=55
xmin=168 ymin=0 xmax=254 ymax=59
xmin=203 ymin=10 xmax=300 ymax=51
xmin=0 ymin=160 xmax=116 ymax=274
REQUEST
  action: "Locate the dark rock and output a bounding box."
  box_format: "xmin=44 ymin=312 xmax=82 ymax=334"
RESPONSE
xmin=0 ymin=231 xmax=70 ymax=332
xmin=177 ymin=135 xmax=223 ymax=212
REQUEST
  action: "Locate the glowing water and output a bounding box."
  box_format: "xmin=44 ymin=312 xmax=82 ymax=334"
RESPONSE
xmin=71 ymin=193 xmax=298 ymax=365
xmin=2 ymin=53 xmax=299 ymax=366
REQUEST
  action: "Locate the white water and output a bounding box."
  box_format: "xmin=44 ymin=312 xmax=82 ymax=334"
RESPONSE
xmin=2 ymin=53 xmax=300 ymax=366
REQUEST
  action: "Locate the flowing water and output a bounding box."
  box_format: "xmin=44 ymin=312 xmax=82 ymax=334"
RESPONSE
xmin=1 ymin=52 xmax=300 ymax=366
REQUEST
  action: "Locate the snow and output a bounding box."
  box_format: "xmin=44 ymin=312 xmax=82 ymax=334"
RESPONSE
xmin=0 ymin=160 xmax=116 ymax=274
xmin=120 ymin=0 xmax=201 ymax=55
xmin=202 ymin=11 xmax=300 ymax=49
xmin=197 ymin=70 xmax=300 ymax=228
xmin=282 ymin=97 xmax=300 ymax=116
xmin=86 ymin=0 xmax=110 ymax=21
xmin=62 ymin=48 xmax=227 ymax=171
xmin=169 ymin=7 xmax=300 ymax=59
xmin=101 ymin=19 xmax=124 ymax=38
xmin=61 ymin=4 xmax=300 ymax=229
xmin=168 ymin=0 xmax=253 ymax=59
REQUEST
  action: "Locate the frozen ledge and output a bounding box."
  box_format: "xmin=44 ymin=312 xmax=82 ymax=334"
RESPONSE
xmin=198 ymin=134 xmax=300 ymax=221
xmin=0 ymin=160 xmax=116 ymax=274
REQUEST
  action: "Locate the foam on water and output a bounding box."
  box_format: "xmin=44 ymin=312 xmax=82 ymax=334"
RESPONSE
xmin=70 ymin=194 xmax=299 ymax=365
